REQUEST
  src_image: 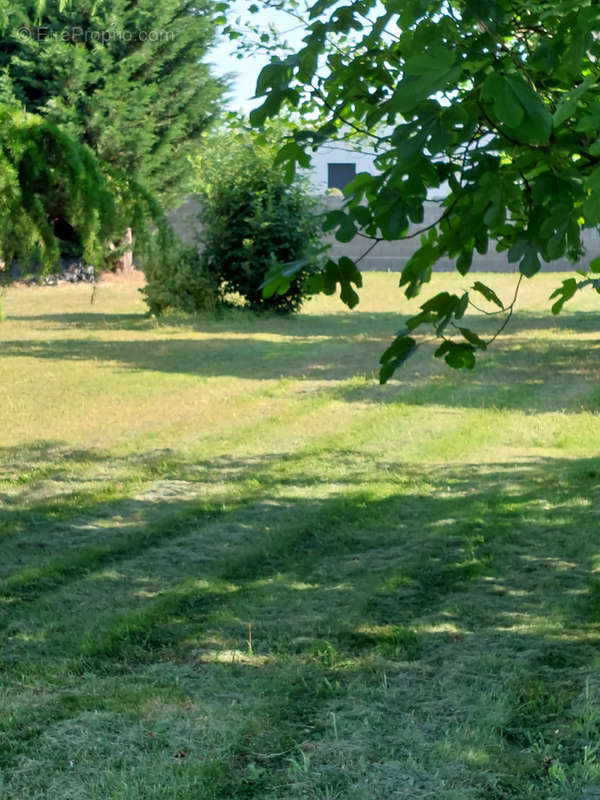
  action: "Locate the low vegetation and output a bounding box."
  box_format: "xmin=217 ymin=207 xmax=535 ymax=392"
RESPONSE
xmin=2 ymin=271 xmax=600 ymax=799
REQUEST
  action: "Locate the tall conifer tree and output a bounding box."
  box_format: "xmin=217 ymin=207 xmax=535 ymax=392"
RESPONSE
xmin=1 ymin=0 xmax=225 ymax=258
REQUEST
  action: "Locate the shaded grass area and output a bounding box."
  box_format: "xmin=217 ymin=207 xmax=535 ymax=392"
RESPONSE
xmin=1 ymin=274 xmax=600 ymax=799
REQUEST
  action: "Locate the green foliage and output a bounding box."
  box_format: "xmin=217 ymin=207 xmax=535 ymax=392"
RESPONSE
xmin=1 ymin=0 xmax=225 ymax=210
xmin=0 ymin=103 xmax=116 ymax=275
xmin=0 ymin=101 xmax=169 ymax=281
xmin=141 ymin=240 xmax=219 ymax=316
xmin=244 ymin=0 xmax=600 ymax=377
xmin=0 ymin=0 xmax=220 ymax=276
xmin=193 ymin=124 xmax=324 ymax=314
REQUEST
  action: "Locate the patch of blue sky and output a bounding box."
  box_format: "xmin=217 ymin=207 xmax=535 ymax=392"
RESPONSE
xmin=208 ymin=1 xmax=308 ymax=114
xmin=208 ymin=0 xmax=393 ymax=114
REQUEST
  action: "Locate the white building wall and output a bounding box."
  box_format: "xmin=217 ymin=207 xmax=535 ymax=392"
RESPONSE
xmin=304 ymin=142 xmax=378 ymax=194
xmin=303 ymin=140 xmax=448 ymax=200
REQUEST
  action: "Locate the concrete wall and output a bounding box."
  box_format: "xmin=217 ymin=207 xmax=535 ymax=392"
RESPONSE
xmin=166 ymin=195 xmax=203 ymax=246
xmin=168 ymin=195 xmax=600 ymax=273
xmin=320 ymin=197 xmax=600 ymax=272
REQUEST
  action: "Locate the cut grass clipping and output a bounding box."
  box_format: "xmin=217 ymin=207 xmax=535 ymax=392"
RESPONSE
xmin=1 ymin=272 xmax=600 ymax=799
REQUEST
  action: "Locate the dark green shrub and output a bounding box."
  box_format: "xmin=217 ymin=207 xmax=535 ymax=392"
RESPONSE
xmin=141 ymin=240 xmax=218 ymax=315
xmin=194 ymin=128 xmax=324 ymax=314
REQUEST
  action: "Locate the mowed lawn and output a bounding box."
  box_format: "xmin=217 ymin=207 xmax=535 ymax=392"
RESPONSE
xmin=1 ymin=271 xmax=600 ymax=799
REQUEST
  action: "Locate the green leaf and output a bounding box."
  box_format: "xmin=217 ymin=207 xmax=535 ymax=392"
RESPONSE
xmin=318 ymin=258 xmax=362 ymax=309
xmin=519 ymin=246 xmax=541 ymax=278
xmin=415 ymin=292 xmax=464 ymax=337
xmin=338 ymin=255 xmax=362 ymax=308
xmin=350 ymin=205 xmax=372 ymax=227
xmin=335 ymin=215 xmax=358 ymax=243
xmin=483 ymin=190 xmax=506 ymax=229
xmin=483 ymin=72 xmax=524 ymax=127
xmin=575 ymin=110 xmax=600 ymax=132
xmin=456 ymin=250 xmax=472 ymax=276
xmin=260 ymin=259 xmax=307 ymax=298
xmin=255 ymin=62 xmax=289 ymax=98
xmin=464 ymin=0 xmax=504 ymax=25
xmin=590 ymin=257 xmax=600 ymax=274
xmin=306 ymin=273 xmax=325 ymax=294
xmin=545 ymin=228 xmax=567 ymax=260
xmin=298 ymin=45 xmax=319 ymax=81
xmin=380 ymin=202 xmax=408 ymax=239
xmin=482 ymin=72 xmax=552 ymax=145
xmin=274 ymin=142 xmax=311 ymax=169
xmin=249 ymin=92 xmax=284 ymax=126
xmin=274 ymin=141 xmax=311 ymax=184
xmin=379 ymin=335 xmax=418 ymax=383
xmin=391 ymin=47 xmax=462 ymax=114
xmin=309 ymin=0 xmax=338 ymax=20
xmin=322 ymin=209 xmax=348 ymax=232
xmin=552 ymin=75 xmax=595 ymax=127
xmin=344 ymin=171 xmax=374 ymax=196
xmin=435 ymin=341 xmax=477 ymax=369
xmin=405 ymin=310 xmax=438 ymax=330
xmin=582 ymin=165 xmax=600 ymax=224
xmin=400 ymin=241 xmax=439 ymax=298
xmin=456 ymin=292 xmax=469 ymax=319
xmin=457 ymin=327 xmax=487 ymax=349
xmin=506 ymin=74 xmax=553 ymax=144
xmin=338 ymin=255 xmax=363 ymax=287
xmin=507 ymin=238 xmax=528 ymax=264
xmin=340 ymin=281 xmax=360 ymax=308
xmin=472 ymin=281 xmax=504 ymax=308
xmin=420 ymin=292 xmax=453 ymax=313
xmin=550 ymin=277 xmax=578 ymax=314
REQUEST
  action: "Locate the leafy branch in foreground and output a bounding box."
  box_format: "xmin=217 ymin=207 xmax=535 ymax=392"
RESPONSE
xmin=378 ymin=276 xmax=523 ymax=383
xmin=243 ymin=0 xmax=600 ymax=380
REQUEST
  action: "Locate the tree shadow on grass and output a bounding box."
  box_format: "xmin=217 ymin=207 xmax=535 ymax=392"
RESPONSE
xmin=6 ymin=309 xmax=402 ymax=337
xmin=2 ymin=316 xmax=600 ymax=412
xmin=6 ymin=312 xmax=152 ymax=331
xmin=2 ymin=444 xmax=600 ymax=636
xmin=3 ymin=446 xmax=600 ymax=796
xmin=7 ymin=302 xmax=600 ymax=333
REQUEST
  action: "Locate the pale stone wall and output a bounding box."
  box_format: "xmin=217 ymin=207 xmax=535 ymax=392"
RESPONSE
xmin=168 ymin=195 xmax=600 ymax=273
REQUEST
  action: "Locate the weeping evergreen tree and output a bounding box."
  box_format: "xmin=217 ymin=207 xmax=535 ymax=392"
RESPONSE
xmin=0 ymin=101 xmax=166 ymax=281
xmin=0 ymin=0 xmax=225 ymax=259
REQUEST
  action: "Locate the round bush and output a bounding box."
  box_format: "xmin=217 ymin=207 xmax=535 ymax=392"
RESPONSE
xmin=197 ymin=131 xmax=323 ymax=314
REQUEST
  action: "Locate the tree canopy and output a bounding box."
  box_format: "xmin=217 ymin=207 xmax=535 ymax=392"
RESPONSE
xmin=0 ymin=0 xmax=224 ymax=273
xmin=1 ymin=0 xmax=226 ymax=208
xmin=243 ymin=0 xmax=600 ymax=380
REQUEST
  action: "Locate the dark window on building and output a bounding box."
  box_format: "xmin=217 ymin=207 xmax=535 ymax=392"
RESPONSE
xmin=328 ymin=163 xmax=356 ymax=191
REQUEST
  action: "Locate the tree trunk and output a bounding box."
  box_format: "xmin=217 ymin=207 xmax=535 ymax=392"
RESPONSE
xmin=112 ymin=228 xmax=133 ymax=273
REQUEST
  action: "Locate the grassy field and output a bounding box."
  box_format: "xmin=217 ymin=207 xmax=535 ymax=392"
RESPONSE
xmin=1 ymin=271 xmax=600 ymax=799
